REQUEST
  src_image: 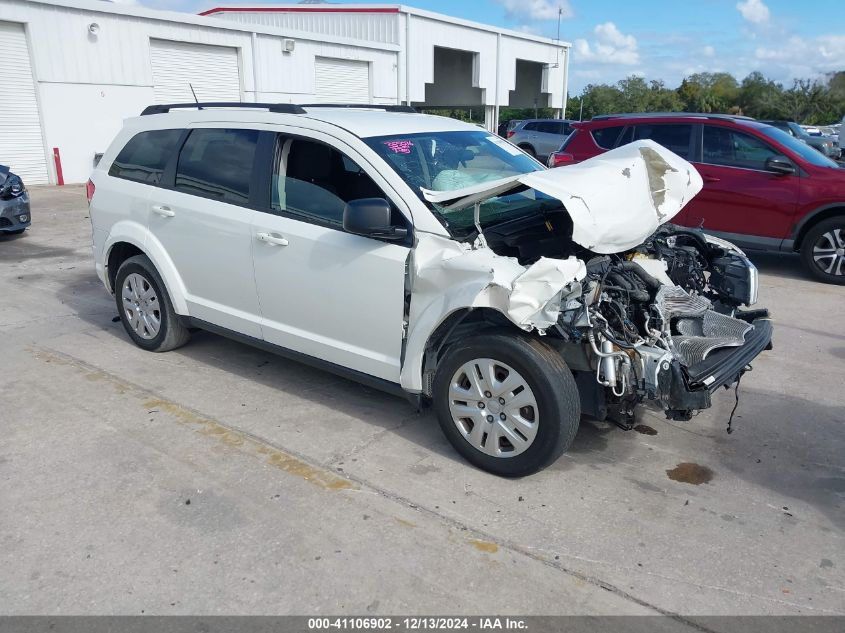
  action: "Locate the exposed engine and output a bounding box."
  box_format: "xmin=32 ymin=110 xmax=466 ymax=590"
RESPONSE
xmin=554 ymin=224 xmax=770 ymax=426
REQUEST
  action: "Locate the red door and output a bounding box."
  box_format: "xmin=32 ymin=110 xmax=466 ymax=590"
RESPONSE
xmin=682 ymin=125 xmax=800 ymax=240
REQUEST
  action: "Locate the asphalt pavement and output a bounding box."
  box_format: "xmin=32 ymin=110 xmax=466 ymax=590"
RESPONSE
xmin=1 ymin=185 xmax=843 ymax=620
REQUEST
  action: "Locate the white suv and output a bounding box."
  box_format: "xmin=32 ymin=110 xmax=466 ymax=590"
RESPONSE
xmin=89 ymin=103 xmax=772 ymax=476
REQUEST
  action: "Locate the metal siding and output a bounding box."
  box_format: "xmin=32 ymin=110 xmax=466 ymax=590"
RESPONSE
xmin=314 ymin=58 xmax=370 ymax=103
xmin=150 ymin=39 xmax=241 ymax=104
xmin=0 ymin=21 xmax=49 ymax=184
xmin=214 ymin=11 xmax=399 ymax=45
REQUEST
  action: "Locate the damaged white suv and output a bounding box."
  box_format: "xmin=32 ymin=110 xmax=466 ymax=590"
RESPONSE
xmin=89 ymin=103 xmax=772 ymax=476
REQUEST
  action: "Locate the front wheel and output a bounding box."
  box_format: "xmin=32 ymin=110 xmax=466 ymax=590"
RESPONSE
xmin=801 ymin=216 xmax=845 ymax=285
xmin=432 ymin=333 xmax=581 ymax=477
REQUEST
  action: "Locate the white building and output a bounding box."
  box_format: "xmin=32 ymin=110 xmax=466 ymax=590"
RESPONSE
xmin=0 ymin=0 xmax=570 ymax=184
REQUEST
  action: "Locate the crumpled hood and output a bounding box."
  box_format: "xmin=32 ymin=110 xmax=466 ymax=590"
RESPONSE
xmin=422 ymin=140 xmax=704 ymax=254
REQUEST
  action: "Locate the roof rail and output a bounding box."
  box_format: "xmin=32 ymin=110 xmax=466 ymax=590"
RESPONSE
xmin=140 ymin=102 xmax=307 ymax=116
xmin=300 ymin=103 xmax=418 ymax=113
xmin=591 ymin=112 xmax=755 ymax=121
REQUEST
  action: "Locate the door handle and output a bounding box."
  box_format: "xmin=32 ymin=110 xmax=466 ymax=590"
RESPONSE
xmin=256 ymin=232 xmax=289 ymax=247
xmin=702 ymin=175 xmax=721 ymax=183
xmin=151 ymin=204 xmax=175 ymax=217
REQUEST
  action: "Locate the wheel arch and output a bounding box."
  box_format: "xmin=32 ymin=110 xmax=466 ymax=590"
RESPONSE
xmin=103 ymin=224 xmax=189 ymax=315
xmin=792 ymin=204 xmax=845 ymax=251
xmin=403 ymin=306 xmax=522 ymax=397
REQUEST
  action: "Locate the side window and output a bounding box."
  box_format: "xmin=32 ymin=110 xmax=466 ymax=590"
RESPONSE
xmin=591 ymin=125 xmax=624 ymax=150
xmin=702 ymin=126 xmax=779 ymax=171
xmin=522 ymin=122 xmax=540 ymax=132
xmin=633 ymin=124 xmax=693 ymax=159
xmin=108 ymin=129 xmax=182 ymax=185
xmin=271 ymin=137 xmax=388 ymax=227
xmin=174 ymin=128 xmax=259 ymax=205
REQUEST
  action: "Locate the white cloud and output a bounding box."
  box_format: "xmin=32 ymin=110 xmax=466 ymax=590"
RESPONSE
xmin=702 ymin=45 xmax=715 ymax=58
xmin=496 ymin=0 xmax=573 ymax=22
xmin=513 ymin=24 xmax=542 ymax=36
xmin=737 ymin=0 xmax=770 ymax=25
xmin=574 ymin=22 xmax=639 ymax=65
xmin=754 ymin=34 xmax=845 ymax=79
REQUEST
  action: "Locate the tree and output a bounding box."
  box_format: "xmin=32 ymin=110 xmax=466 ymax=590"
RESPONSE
xmin=738 ymin=71 xmax=783 ymax=118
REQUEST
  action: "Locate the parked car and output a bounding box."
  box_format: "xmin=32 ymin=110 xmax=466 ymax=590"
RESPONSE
xmin=0 ymin=165 xmax=30 ymax=235
xmin=550 ymin=113 xmax=845 ymax=284
xmin=507 ymin=118 xmax=575 ymax=162
xmin=497 ymin=119 xmax=522 ymax=138
xmin=89 ymin=103 xmax=771 ymax=476
xmin=760 ymin=120 xmax=840 ymax=159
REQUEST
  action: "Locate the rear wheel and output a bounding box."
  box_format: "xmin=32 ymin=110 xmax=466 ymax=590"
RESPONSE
xmin=518 ymin=144 xmax=536 ymax=159
xmin=432 ymin=333 xmax=580 ymax=477
xmin=114 ymin=255 xmax=191 ymax=352
xmin=801 ymin=216 xmax=845 ymax=285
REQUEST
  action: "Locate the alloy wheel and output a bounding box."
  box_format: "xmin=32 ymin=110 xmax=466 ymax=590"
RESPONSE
xmin=812 ymin=228 xmax=845 ymax=277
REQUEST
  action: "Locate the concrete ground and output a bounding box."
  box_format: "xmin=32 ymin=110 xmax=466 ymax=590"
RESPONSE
xmin=1 ymin=185 xmax=843 ymax=620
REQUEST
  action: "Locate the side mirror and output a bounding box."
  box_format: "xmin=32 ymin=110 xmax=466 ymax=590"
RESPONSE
xmin=765 ymin=156 xmax=796 ymax=176
xmin=343 ymin=198 xmax=408 ymax=241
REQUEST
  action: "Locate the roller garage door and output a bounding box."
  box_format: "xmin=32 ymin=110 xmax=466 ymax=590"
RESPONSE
xmin=0 ymin=21 xmax=49 ymax=184
xmin=314 ymin=58 xmax=370 ymax=104
xmin=150 ymin=40 xmax=241 ymax=104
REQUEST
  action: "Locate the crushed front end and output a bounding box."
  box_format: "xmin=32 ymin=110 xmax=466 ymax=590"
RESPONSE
xmin=555 ymin=225 xmax=772 ymax=426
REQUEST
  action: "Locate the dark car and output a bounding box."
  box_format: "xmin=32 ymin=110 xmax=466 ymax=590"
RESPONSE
xmin=0 ymin=165 xmax=30 ymax=235
xmin=549 ymin=113 xmax=845 ymax=284
xmin=760 ymin=120 xmax=840 ymax=160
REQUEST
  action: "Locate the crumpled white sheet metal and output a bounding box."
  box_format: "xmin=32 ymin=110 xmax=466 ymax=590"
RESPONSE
xmin=423 ymin=140 xmax=703 ymax=255
xmin=411 ymin=233 xmax=587 ymax=332
xmin=400 ymin=233 xmax=586 ymax=391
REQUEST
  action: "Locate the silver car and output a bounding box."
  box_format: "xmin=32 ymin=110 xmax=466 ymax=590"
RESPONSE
xmin=507 ymin=119 xmax=575 ymax=162
xmin=0 ymin=165 xmax=30 ymax=235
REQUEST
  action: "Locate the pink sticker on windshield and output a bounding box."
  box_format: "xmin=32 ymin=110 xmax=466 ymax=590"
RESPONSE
xmin=384 ymin=140 xmax=414 ymax=154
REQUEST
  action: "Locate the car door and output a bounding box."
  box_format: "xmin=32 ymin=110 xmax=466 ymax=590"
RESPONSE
xmin=685 ymin=125 xmax=800 ymax=245
xmin=147 ymin=126 xmax=263 ymax=338
xmin=251 ymin=132 xmax=411 ymax=383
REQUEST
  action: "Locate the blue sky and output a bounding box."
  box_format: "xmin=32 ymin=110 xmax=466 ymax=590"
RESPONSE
xmin=129 ymin=0 xmax=845 ymax=93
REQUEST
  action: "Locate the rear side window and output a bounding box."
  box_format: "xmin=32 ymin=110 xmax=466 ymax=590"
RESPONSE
xmin=633 ymin=124 xmax=693 ymax=159
xmin=591 ymin=125 xmax=624 ymax=149
xmin=109 ymin=129 xmax=182 ymax=185
xmin=174 ymin=128 xmax=259 ymax=205
xmin=522 ymin=122 xmax=540 ymax=132
xmin=537 ymin=122 xmax=563 ymax=135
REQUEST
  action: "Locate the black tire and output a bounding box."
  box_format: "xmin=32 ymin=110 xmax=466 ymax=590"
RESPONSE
xmin=517 ymin=144 xmax=536 ymax=158
xmin=800 ymin=216 xmax=845 ymax=285
xmin=432 ymin=333 xmax=580 ymax=477
xmin=114 ymin=254 xmax=191 ymax=352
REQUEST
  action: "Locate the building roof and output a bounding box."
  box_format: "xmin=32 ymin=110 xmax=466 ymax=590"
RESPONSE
xmin=199 ymin=4 xmax=571 ymax=47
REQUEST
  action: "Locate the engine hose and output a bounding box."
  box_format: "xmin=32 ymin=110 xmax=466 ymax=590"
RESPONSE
xmin=605 ymin=273 xmax=650 ymax=303
xmin=665 ymin=229 xmax=710 ymax=256
xmin=618 ymin=261 xmax=661 ymax=292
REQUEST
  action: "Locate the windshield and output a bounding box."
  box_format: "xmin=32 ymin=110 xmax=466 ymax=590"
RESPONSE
xmin=364 ymin=130 xmax=559 ymax=236
xmin=758 ymin=126 xmax=840 ymax=168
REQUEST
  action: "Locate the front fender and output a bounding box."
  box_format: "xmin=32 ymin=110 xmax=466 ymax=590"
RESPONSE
xmin=103 ymin=221 xmax=190 ymax=315
xmin=400 ymin=234 xmax=586 ymax=392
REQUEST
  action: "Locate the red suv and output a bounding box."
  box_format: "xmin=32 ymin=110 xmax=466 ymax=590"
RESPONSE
xmin=551 ymin=113 xmax=845 ymax=284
